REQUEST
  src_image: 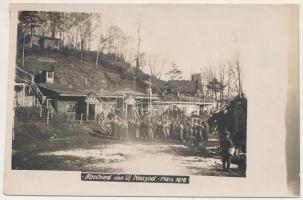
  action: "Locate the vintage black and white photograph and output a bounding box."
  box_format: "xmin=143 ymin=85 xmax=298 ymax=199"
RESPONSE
xmin=2 ymin=2 xmax=301 ymax=197
xmin=12 ymin=5 xmax=254 ymax=178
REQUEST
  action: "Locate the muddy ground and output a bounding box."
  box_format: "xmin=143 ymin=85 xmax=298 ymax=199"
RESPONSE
xmin=12 ymin=121 xmax=243 ymax=177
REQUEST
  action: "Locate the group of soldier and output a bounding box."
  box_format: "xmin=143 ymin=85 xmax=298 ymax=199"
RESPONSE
xmin=99 ymin=109 xmax=238 ymax=173
xmin=101 ymin=109 xmax=211 ymax=148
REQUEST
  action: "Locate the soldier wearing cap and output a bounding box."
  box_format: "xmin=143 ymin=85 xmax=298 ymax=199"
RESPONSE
xmin=221 ymin=130 xmax=234 ymax=172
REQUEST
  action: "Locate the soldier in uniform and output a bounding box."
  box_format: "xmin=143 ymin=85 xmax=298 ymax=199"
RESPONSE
xmin=221 ymin=131 xmax=234 ymax=172
xmin=202 ymin=120 xmax=209 ymax=144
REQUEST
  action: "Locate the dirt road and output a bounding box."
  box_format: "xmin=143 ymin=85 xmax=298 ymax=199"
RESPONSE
xmin=35 ymin=141 xmax=241 ymax=177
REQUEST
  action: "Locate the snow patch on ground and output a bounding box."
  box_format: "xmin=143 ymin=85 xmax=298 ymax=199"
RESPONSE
xmin=39 ymin=148 xmax=126 ymax=162
xmin=38 ymin=143 xmax=239 ymax=176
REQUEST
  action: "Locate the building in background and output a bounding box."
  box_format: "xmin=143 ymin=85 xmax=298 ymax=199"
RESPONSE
xmin=25 ymin=35 xmax=62 ymax=49
xmin=34 ymin=62 xmax=55 ymax=84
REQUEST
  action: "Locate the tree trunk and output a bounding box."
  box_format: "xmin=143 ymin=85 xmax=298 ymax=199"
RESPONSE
xmin=80 ymin=32 xmax=83 ymax=64
xmin=215 ymin=90 xmax=219 ymax=109
xmin=238 ymin=72 xmax=242 ymax=96
xmin=22 ymin=32 xmax=26 ymax=66
xmin=30 ymin=25 xmax=33 ymax=48
xmin=88 ymin=32 xmax=91 ymax=51
xmin=59 ymin=30 xmax=63 ymax=48
xmin=96 ymin=49 xmax=100 ymax=68
xmin=62 ymin=32 xmax=65 ymax=48
xmin=80 ymin=44 xmax=83 ymax=64
xmin=227 ymin=68 xmax=231 ymax=99
xmin=237 ymin=63 xmax=242 ymax=96
xmin=51 ymin=26 xmax=56 ymax=38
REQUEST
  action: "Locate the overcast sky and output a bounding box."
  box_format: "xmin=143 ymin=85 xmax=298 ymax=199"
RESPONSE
xmin=88 ymin=4 xmax=295 ymax=83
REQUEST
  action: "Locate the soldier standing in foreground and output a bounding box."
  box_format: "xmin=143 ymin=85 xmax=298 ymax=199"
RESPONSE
xmin=221 ymin=131 xmax=234 ymax=172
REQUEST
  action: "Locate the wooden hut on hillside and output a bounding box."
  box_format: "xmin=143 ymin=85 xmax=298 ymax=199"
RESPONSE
xmin=25 ymin=35 xmax=62 ymax=49
xmin=34 ymin=62 xmax=55 ymax=84
xmin=37 ymin=85 xmax=159 ymax=122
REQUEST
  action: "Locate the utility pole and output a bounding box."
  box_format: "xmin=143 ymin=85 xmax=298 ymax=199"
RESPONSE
xmin=136 ymin=18 xmax=141 ymax=71
xmin=96 ymin=15 xmax=102 ymax=69
xmin=133 ymin=18 xmax=141 ymax=91
xmin=148 ymin=79 xmax=152 ymax=111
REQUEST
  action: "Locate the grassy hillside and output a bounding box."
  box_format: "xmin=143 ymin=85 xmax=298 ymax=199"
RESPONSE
xmin=16 ymin=49 xmax=165 ymax=93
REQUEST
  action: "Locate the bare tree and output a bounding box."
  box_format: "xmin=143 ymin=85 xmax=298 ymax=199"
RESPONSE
xmin=96 ymin=34 xmax=108 ymax=68
xmin=18 ymin=11 xmax=47 ymax=48
xmin=148 ymin=55 xmax=159 ymax=78
xmin=201 ymin=64 xmax=217 ymax=98
xmin=227 ymin=53 xmax=243 ymax=97
xmin=133 ymin=18 xmax=146 ymax=72
xmin=218 ymin=64 xmax=226 ymax=100
xmin=60 ymin=13 xmax=78 ymax=48
xmin=205 ymin=64 xmax=216 ymax=82
xmin=235 ymin=53 xmax=243 ymax=96
xmin=18 ymin=11 xmax=47 ymax=65
xmin=166 ymin=62 xmax=182 ymax=80
xmin=95 ymin=16 xmax=111 ymax=68
xmin=105 ymin=25 xmax=129 ymax=61
xmin=148 ymin=55 xmax=167 ymax=80
xmin=230 ymin=65 xmax=239 ymax=94
xmin=48 ymin=12 xmax=65 ymax=38
xmin=70 ymin=13 xmax=96 ymax=63
xmin=226 ymin=61 xmax=233 ymax=99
